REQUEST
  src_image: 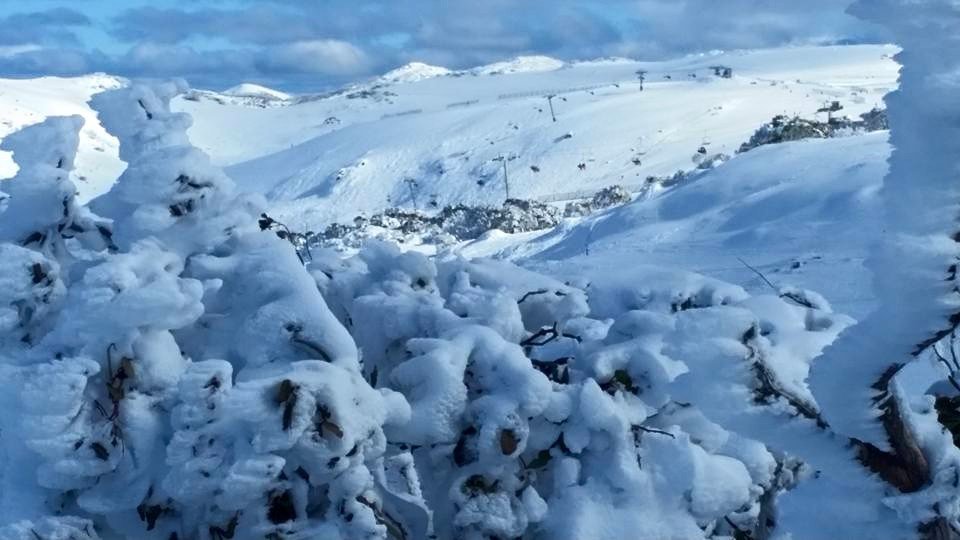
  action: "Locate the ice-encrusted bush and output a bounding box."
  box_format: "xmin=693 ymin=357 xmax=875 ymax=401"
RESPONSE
xmin=0 ymin=94 xmax=860 ymax=537
xmin=0 ymin=83 xmax=409 ymax=540
xmin=563 ymin=185 xmax=632 ymax=217
xmin=310 ymin=244 xmax=820 ymax=539
xmin=737 ymin=108 xmax=888 ymax=153
xmin=311 ymin=199 xmax=563 ymax=251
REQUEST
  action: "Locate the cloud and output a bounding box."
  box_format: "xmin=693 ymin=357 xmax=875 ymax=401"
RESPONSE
xmin=619 ymin=0 xmax=887 ymax=57
xmin=114 ymin=43 xmax=255 ymax=78
xmin=0 ymin=1 xmax=887 ymax=90
xmin=0 ymin=39 xmax=371 ymax=90
xmin=0 ymin=8 xmax=91 ymax=47
xmin=0 ymin=47 xmax=100 ymax=76
xmin=109 ymin=5 xmax=378 ymax=46
xmin=108 ymin=40 xmax=370 ymax=80
xmin=258 ymin=40 xmax=371 ymax=76
xmin=0 ymin=45 xmax=44 ymax=58
xmin=106 ymin=1 xmax=884 ymax=67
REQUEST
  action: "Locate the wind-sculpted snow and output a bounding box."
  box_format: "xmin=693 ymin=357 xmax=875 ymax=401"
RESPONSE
xmin=803 ymin=0 xmax=960 ymax=535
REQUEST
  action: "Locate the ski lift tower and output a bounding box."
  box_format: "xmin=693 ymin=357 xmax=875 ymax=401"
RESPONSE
xmin=492 ymin=154 xmax=518 ymax=201
xmin=545 ymin=94 xmax=558 ymax=122
xmin=636 ymin=70 xmax=647 ymax=91
xmin=403 ymin=177 xmax=419 ymax=210
xmin=816 ymin=100 xmax=844 ymax=123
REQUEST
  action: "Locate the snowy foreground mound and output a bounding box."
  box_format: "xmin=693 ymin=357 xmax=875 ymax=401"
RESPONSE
xmin=2 ymin=62 xmax=960 ymax=538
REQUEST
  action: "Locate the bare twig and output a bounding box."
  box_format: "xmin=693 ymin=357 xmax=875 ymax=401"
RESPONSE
xmin=736 ymin=256 xmax=778 ymax=292
xmin=517 ymin=289 xmax=549 ymax=304
xmin=633 ymin=425 xmax=675 ymax=439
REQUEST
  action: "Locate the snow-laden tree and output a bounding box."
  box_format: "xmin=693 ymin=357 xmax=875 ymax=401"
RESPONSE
xmin=0 ymin=84 xmax=410 ymax=540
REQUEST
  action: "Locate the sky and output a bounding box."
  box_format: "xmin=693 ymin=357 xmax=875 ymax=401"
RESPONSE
xmin=0 ymin=0 xmax=886 ymax=92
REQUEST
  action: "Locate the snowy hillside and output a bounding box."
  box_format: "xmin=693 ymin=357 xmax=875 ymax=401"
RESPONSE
xmin=377 ymin=62 xmax=452 ymax=84
xmin=463 ymin=132 xmax=889 ymax=319
xmin=222 ymin=83 xmax=291 ymax=101
xmin=0 ymin=74 xmax=125 ymax=202
xmin=172 ymin=44 xmax=898 ymax=229
xmin=0 ymin=45 xmax=897 ymax=220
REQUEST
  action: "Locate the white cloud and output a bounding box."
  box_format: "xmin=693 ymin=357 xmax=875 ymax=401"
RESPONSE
xmin=0 ymin=44 xmax=43 ymax=58
xmin=260 ymin=39 xmax=370 ymax=75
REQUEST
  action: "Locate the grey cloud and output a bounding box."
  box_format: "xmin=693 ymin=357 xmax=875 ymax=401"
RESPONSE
xmin=0 ymin=1 xmax=887 ymax=90
xmin=0 ymin=47 xmax=102 ymax=76
xmin=621 ymin=0 xmax=887 ymax=56
xmin=0 ymin=8 xmax=91 ymax=46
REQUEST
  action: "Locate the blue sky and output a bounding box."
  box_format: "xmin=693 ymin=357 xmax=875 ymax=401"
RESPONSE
xmin=0 ymin=0 xmax=885 ymax=92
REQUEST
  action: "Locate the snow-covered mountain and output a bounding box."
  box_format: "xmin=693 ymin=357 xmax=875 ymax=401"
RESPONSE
xmin=222 ymin=83 xmax=291 ymax=100
xmin=0 ymin=45 xmax=897 ymax=218
xmin=376 ymin=62 xmax=452 ymax=84
xmin=0 ymin=45 xmax=899 ymax=318
xmin=466 ymin=55 xmax=567 ymax=75
xmin=171 ymin=44 xmax=897 ymax=229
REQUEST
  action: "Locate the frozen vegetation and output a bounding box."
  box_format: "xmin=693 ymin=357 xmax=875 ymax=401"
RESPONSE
xmin=0 ymin=2 xmax=959 ymax=539
xmin=0 ymin=92 xmax=862 ymax=537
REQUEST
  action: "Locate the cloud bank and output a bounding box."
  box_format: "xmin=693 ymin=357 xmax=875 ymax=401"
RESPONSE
xmin=0 ymin=1 xmax=886 ymax=90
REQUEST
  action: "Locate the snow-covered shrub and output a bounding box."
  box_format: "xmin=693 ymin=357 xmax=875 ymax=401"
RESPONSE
xmin=737 ymin=115 xmax=831 ymax=153
xmin=310 ymin=198 xmax=563 ymax=252
xmin=307 ymin=244 xmax=876 ymax=539
xmin=563 ymin=185 xmax=632 ymax=217
xmin=0 ymin=83 xmax=411 ymax=540
xmin=738 ymin=109 xmax=889 ymax=153
xmin=0 ymin=116 xmax=117 ymax=346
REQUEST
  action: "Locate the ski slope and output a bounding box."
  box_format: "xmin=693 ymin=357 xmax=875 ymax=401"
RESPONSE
xmin=172 ymin=44 xmax=898 ymax=229
xmin=0 ymin=45 xmax=897 ymax=222
xmin=0 ymin=45 xmax=899 ymax=320
xmin=0 ymin=43 xmax=898 ymax=312
xmin=461 ymin=132 xmax=890 ymax=320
